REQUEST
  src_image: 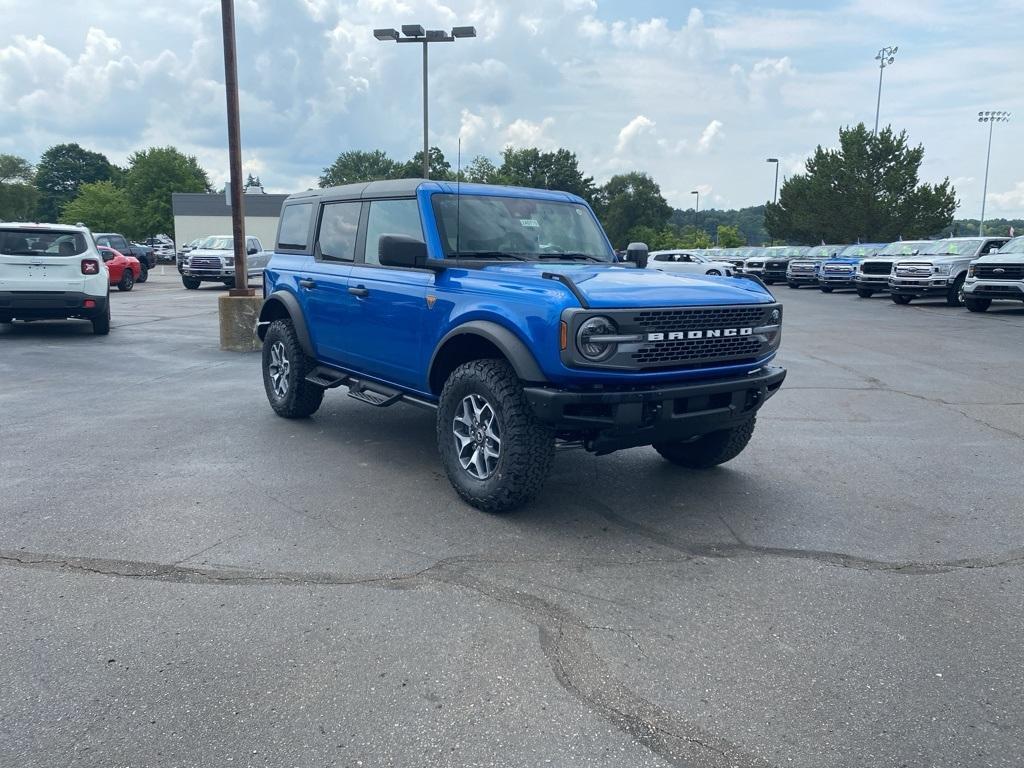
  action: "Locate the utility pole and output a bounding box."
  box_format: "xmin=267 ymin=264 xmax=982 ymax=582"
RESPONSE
xmin=873 ymin=45 xmax=898 ymax=135
xmin=766 ymin=158 xmax=779 ymax=204
xmin=374 ymin=25 xmax=477 ymax=179
xmin=220 ymin=0 xmax=250 ymax=297
xmin=977 ymin=111 xmax=1011 ymax=236
xmin=691 ymin=190 xmax=700 ymax=228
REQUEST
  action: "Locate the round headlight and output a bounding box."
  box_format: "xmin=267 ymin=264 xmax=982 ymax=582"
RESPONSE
xmin=577 ymin=316 xmax=618 ymax=362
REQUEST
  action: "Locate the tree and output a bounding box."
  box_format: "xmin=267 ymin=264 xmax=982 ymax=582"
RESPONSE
xmin=496 ymin=147 xmax=595 ymax=201
xmin=34 ymin=143 xmax=114 ymax=221
xmin=396 ymin=147 xmax=453 ymax=180
xmin=716 ymin=224 xmax=745 ymax=247
xmin=0 ymin=154 xmax=38 ymax=221
xmin=319 ymin=150 xmax=399 ymax=187
xmin=464 ymin=155 xmax=498 ymax=184
xmin=59 ymin=181 xmax=135 ymax=233
xmin=764 ymin=124 xmax=957 ymax=244
xmin=594 ymin=172 xmax=672 ymax=249
xmin=124 ymin=147 xmax=211 ymax=236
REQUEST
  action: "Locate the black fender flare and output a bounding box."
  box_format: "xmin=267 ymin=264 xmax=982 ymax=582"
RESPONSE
xmin=257 ymin=291 xmax=314 ymax=357
xmin=430 ymin=320 xmax=547 ymax=385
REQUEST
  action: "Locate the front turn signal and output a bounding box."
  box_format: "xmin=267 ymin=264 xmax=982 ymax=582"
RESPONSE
xmin=559 ymin=321 xmax=568 ymax=350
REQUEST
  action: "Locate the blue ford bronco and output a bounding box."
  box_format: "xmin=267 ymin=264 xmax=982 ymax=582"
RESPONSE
xmin=256 ymin=179 xmax=786 ymax=512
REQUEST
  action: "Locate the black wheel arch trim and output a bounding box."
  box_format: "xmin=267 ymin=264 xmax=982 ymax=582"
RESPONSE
xmin=430 ymin=320 xmax=548 ymax=385
xmin=257 ymin=290 xmax=314 ymax=357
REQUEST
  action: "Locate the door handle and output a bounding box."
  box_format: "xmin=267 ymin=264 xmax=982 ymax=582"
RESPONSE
xmin=348 ymin=286 xmax=369 ymax=298
xmin=299 ymin=278 xmax=316 ymax=289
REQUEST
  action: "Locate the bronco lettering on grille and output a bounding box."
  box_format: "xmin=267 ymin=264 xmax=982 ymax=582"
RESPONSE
xmin=647 ymin=328 xmax=754 ymax=341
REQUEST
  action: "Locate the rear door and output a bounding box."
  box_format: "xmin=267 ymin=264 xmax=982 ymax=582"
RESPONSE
xmin=0 ymin=228 xmax=90 ymax=291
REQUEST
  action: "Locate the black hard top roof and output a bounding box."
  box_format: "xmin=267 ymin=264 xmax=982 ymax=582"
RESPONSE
xmin=287 ymin=178 xmax=428 ymax=204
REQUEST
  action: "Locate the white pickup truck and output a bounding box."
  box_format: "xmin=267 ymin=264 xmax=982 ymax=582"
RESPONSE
xmin=180 ymin=235 xmax=271 ymax=289
xmin=962 ymin=235 xmax=1024 ymax=312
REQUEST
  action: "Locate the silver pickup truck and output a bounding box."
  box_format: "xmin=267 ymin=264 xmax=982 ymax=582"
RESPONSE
xmin=889 ymin=237 xmax=1008 ymax=307
xmin=181 ymin=235 xmax=271 ymax=289
xmin=962 ymin=235 xmax=1024 ymax=312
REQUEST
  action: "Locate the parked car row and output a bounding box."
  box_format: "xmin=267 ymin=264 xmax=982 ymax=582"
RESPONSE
xmin=678 ymin=236 xmax=1023 ymax=312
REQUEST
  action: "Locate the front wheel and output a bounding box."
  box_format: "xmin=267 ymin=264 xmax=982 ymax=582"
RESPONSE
xmin=118 ymin=270 xmax=135 ymax=292
xmin=856 ymin=288 xmax=873 ymax=298
xmin=137 ymin=263 xmax=149 ymax=283
xmin=820 ymin=286 xmax=834 ymax=293
xmin=437 ymin=359 xmax=554 ymax=513
xmin=654 ymin=418 xmax=756 ymax=469
xmin=964 ymin=297 xmax=991 ymax=313
xmin=787 ymin=282 xmax=800 ymax=289
xmin=182 ymin=277 xmax=201 ymax=290
xmin=706 ymin=269 xmax=721 ymax=276
xmin=261 ymin=319 xmax=324 ymax=418
xmin=891 ymin=294 xmax=912 ymax=305
xmin=946 ymin=274 xmax=966 ymax=307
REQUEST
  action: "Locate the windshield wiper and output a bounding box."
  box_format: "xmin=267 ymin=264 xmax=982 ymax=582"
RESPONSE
xmin=535 ymin=252 xmax=603 ymax=262
xmin=453 ymin=251 xmax=529 ymax=261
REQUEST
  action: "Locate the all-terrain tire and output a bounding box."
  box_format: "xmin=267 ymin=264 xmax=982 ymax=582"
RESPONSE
xmin=946 ymin=274 xmax=966 ymax=307
xmin=118 ymin=270 xmax=135 ymax=291
xmin=891 ymin=294 xmax=912 ymax=305
xmin=653 ymin=417 xmax=756 ymax=469
xmin=856 ymin=288 xmax=873 ymax=298
xmin=92 ymin=301 xmax=111 ymax=335
xmin=437 ymin=359 xmax=554 ymax=513
xmin=820 ymin=286 xmax=834 ymax=293
xmin=964 ymin=297 xmax=991 ymax=313
xmin=262 ymin=319 xmax=324 ymax=418
xmin=182 ymin=277 xmax=201 ymax=290
xmin=787 ymin=282 xmax=800 ymax=289
xmin=137 ymin=263 xmax=149 ymax=283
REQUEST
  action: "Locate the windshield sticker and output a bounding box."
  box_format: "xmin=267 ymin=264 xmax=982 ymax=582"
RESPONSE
xmin=519 ymin=219 xmax=540 ymax=228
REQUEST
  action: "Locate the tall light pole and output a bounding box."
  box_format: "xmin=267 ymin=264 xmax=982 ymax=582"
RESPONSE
xmin=374 ymin=25 xmax=476 ymax=178
xmin=691 ymin=190 xmax=700 ymax=230
xmin=978 ymin=110 xmax=1011 ymax=235
xmin=766 ymin=157 xmax=779 ymax=204
xmin=220 ymin=0 xmax=250 ymax=297
xmin=873 ymin=45 xmax=898 ymax=135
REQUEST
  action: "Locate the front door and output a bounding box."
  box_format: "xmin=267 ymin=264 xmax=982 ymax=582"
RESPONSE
xmin=344 ymin=198 xmax=432 ymax=390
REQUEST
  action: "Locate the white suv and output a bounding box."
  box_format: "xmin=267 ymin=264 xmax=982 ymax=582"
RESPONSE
xmin=0 ymin=222 xmax=111 ymax=335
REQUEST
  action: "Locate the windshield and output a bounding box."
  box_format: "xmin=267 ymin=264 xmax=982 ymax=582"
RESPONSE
xmin=200 ymin=236 xmax=233 ymax=250
xmin=838 ymin=244 xmax=879 ymax=258
xmin=919 ymin=239 xmax=981 ymax=255
xmin=877 ymin=241 xmax=929 ymax=256
xmin=432 ymin=194 xmax=614 ymax=261
xmin=0 ymin=229 xmax=88 ymax=256
xmin=996 ymin=236 xmax=1024 ymax=254
xmin=805 ymin=245 xmax=837 ymax=258
xmin=782 ymin=246 xmax=810 ymax=257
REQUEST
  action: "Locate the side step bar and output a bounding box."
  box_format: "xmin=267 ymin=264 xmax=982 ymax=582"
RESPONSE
xmin=304 ymin=365 xmax=432 ymax=410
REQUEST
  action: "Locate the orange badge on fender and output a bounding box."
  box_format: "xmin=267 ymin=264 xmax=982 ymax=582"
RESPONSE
xmin=426 ymin=295 xmax=437 ymax=309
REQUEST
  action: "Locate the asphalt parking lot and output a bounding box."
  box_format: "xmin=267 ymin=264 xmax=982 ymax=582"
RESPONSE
xmin=1 ymin=271 xmax=1022 ymax=768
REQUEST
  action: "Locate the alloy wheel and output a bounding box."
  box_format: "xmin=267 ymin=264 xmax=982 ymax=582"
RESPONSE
xmin=452 ymin=393 xmax=501 ymax=480
xmin=268 ymin=341 xmax=290 ymax=399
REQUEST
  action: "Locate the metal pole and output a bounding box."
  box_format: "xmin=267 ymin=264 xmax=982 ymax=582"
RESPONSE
xmin=422 ymin=41 xmax=429 ymax=179
xmin=874 ymin=62 xmax=884 ymax=135
xmin=220 ymin=0 xmax=250 ymax=296
xmin=773 ymin=163 xmax=779 ymax=204
xmin=980 ymin=118 xmax=994 ymax=236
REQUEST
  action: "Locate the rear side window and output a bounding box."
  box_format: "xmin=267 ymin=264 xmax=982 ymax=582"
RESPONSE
xmin=362 ymin=199 xmax=423 ymax=266
xmin=316 ymin=201 xmax=361 ymax=262
xmin=1 ymin=229 xmax=88 ymax=256
xmin=277 ymin=203 xmax=313 ymax=251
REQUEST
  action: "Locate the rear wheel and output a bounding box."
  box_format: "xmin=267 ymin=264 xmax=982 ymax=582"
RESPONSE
xmin=654 ymin=418 xmax=756 ymax=469
xmin=182 ymin=277 xmax=201 ymax=290
xmin=856 ymin=288 xmax=873 ymax=298
xmin=891 ymin=294 xmax=912 ymax=305
xmin=964 ymin=297 xmax=991 ymax=313
xmin=706 ymin=269 xmax=722 ymax=276
xmin=261 ymin=319 xmax=324 ymax=418
xmin=437 ymin=359 xmax=554 ymax=513
xmin=946 ymin=274 xmax=966 ymax=307
xmin=92 ymin=301 xmax=110 ymax=335
xmin=137 ymin=263 xmax=149 ymax=283
xmin=118 ymin=270 xmax=135 ymax=292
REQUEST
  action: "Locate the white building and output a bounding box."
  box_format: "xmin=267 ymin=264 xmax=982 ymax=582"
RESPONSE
xmin=171 ymin=192 xmax=289 ymax=248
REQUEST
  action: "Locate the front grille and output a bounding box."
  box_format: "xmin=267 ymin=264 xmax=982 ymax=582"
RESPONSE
xmin=895 ymin=262 xmax=933 ymax=278
xmin=975 ymin=263 xmax=1024 ymax=280
xmin=632 ymin=335 xmax=763 ymax=366
xmin=632 ymin=306 xmax=767 ymax=332
xmin=189 ymin=256 xmax=223 ymax=269
xmin=766 ymin=261 xmax=786 ymax=270
xmin=746 ymin=261 xmax=763 ymax=268
xmin=627 ymin=305 xmax=776 ymax=369
xmin=789 ymin=263 xmax=816 ymax=274
xmin=823 ymin=265 xmax=853 ymax=274
xmin=861 ymin=261 xmax=892 ymax=275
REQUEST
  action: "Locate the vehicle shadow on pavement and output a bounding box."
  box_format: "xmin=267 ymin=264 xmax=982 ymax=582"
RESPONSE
xmin=0 ymin=320 xmax=97 ymax=336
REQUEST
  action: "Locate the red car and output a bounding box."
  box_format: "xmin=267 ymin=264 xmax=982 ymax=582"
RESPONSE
xmin=99 ymin=246 xmax=142 ymax=291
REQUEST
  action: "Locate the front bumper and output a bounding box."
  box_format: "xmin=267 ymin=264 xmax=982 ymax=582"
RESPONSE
xmin=787 ymin=272 xmax=818 ymax=285
xmin=853 ymin=275 xmax=892 ymax=290
xmin=889 ymin=277 xmax=953 ymax=297
xmin=524 ymin=365 xmax=786 ymax=455
xmin=763 ymin=268 xmax=788 ymax=281
xmin=819 ymin=274 xmax=856 ymax=289
xmin=964 ymin=280 xmax=1024 ymax=299
xmin=0 ymin=290 xmax=108 ymax=320
xmin=183 ymin=267 xmax=234 ymax=279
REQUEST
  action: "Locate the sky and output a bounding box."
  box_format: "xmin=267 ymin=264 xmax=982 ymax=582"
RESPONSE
xmin=1 ymin=0 xmax=1022 ymax=217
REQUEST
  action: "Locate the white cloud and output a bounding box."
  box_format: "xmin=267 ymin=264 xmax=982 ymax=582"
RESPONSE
xmin=615 ymin=115 xmax=655 ymax=153
xmin=987 ymin=181 xmax=1024 ymax=214
xmin=697 ymin=120 xmax=724 ymax=154
xmin=504 ymin=117 xmax=556 ymax=149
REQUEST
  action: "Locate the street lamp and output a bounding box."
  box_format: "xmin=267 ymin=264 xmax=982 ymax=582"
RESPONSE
xmin=766 ymin=158 xmax=779 ymax=204
xmin=691 ymin=190 xmax=700 ymax=228
xmin=374 ymin=24 xmax=476 ymax=178
xmin=977 ymin=110 xmax=1011 ymax=236
xmin=873 ymin=45 xmax=898 ymax=135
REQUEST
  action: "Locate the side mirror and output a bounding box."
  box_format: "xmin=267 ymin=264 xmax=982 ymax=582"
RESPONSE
xmin=247 ymin=246 xmax=258 ymax=255
xmin=625 ymin=242 xmax=649 ymax=269
xmin=379 ymin=234 xmax=433 ymax=270
xmin=101 ymin=252 xmax=114 ymax=262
